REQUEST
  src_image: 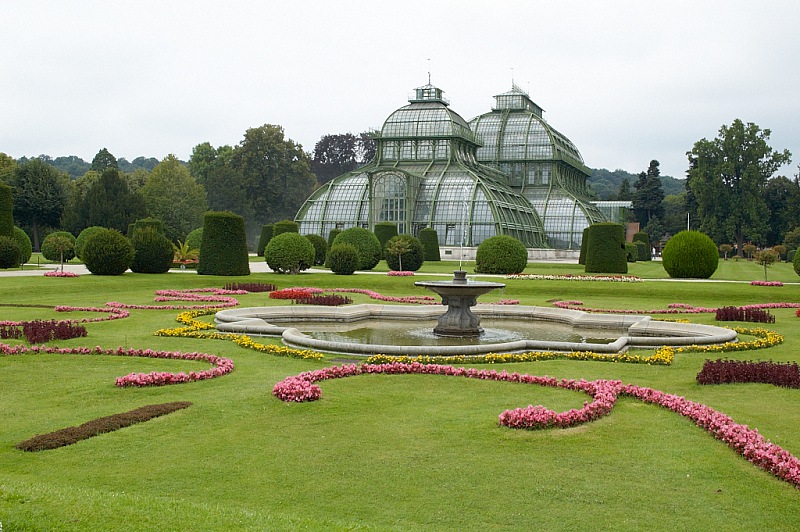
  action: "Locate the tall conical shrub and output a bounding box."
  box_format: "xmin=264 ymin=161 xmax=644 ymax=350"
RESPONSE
xmin=197 ymin=211 xmax=250 ymax=276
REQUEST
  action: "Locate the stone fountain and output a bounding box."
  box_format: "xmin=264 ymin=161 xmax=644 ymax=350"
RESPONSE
xmin=414 ymin=270 xmax=505 ymax=337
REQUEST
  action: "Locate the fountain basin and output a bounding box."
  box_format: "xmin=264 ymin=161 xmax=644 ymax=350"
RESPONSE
xmin=215 ymin=304 xmax=738 ymax=357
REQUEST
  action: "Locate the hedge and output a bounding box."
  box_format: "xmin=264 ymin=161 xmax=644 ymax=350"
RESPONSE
xmin=419 ymin=227 xmax=441 ymax=262
xmin=197 ymin=211 xmax=250 ymax=276
xmin=584 ymin=223 xmax=627 ymax=274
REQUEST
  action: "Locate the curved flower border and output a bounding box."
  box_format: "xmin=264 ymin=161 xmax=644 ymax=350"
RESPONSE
xmin=507 ymin=273 xmax=643 ymax=282
xmin=273 ymin=362 xmax=800 ymax=489
xmin=554 ymin=300 xmax=800 ymax=315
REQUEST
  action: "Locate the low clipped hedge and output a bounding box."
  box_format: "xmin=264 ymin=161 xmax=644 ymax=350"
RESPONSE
xmin=256 ymin=224 xmax=274 ymax=257
xmin=131 ymin=228 xmax=174 ymax=273
xmin=327 ymin=243 xmax=359 ymax=275
xmin=475 ymin=235 xmax=527 ymax=274
xmin=584 ymin=223 xmax=627 ymax=274
xmin=662 ymin=230 xmax=719 ymax=279
xmin=419 ymin=227 xmax=441 ymax=261
xmin=264 ymin=232 xmax=314 ymax=274
xmin=75 ymin=226 xmax=106 ymax=261
xmin=0 ymin=236 xmax=21 ymax=268
xmin=82 ymin=228 xmax=135 ymax=275
xmin=305 ymin=234 xmax=328 ymax=266
xmin=197 ymin=211 xmax=250 ymax=276
xmin=12 ymin=227 xmax=32 ymax=265
xmin=633 ymin=231 xmax=651 ymax=261
xmin=331 ymin=227 xmax=381 ymax=271
xmin=385 ymin=234 xmax=425 ymax=272
xmin=41 ymin=231 xmax=77 ymax=263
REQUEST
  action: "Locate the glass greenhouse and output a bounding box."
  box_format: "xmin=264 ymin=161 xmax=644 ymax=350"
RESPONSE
xmin=469 ymin=85 xmax=606 ymax=249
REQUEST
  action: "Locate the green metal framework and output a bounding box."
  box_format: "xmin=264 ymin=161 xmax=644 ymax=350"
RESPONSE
xmin=469 ymin=85 xmax=606 ymax=249
xmin=296 ymin=85 xmax=548 ymax=248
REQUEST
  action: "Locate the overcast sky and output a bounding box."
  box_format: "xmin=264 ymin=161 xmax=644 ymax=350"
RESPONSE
xmin=2 ymin=1 xmax=798 ymax=179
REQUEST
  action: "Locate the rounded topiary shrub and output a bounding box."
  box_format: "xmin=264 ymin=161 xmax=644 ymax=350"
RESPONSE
xmin=584 ymin=223 xmax=627 ymax=274
xmin=374 ymin=222 xmax=398 ymax=256
xmin=578 ymin=227 xmax=590 ymax=265
xmin=273 ymin=220 xmax=299 ymax=236
xmin=133 ymin=217 xmax=165 ymax=235
xmin=326 ymin=243 xmax=359 ymax=275
xmin=385 ymin=234 xmax=425 ymax=272
xmin=0 ymin=183 xmax=13 ymax=238
xmin=256 ymin=224 xmax=274 ymax=257
xmin=327 ymin=228 xmax=342 ymax=248
xmin=41 ymin=231 xmax=77 ymax=263
xmin=197 ymin=211 xmax=250 ymax=276
xmin=419 ymin=227 xmax=441 ymax=261
xmin=185 ymin=227 xmax=203 ymax=252
xmin=305 ymin=234 xmax=328 ymax=266
xmin=82 ymin=229 xmax=135 ymax=275
xmin=475 ymin=235 xmax=528 ymax=274
xmin=75 ymin=226 xmax=106 ymax=261
xmin=625 ymin=242 xmax=639 ymax=263
xmin=0 ymin=236 xmax=21 ymax=269
xmin=264 ymin=232 xmax=314 ymax=274
xmin=633 ymin=231 xmax=651 ymax=261
xmin=12 ymin=227 xmax=32 ymax=265
xmin=332 ymin=227 xmax=381 ymax=271
xmin=662 ymin=230 xmax=719 ymax=279
xmin=131 ymin=228 xmax=174 ymax=273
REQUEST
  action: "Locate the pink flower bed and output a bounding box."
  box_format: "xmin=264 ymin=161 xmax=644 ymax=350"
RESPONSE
xmin=274 ymin=362 xmax=800 ymax=489
xmin=554 ymin=300 xmax=800 ymax=315
xmin=751 ymin=280 xmax=784 ymax=286
xmin=281 ymin=286 xmax=438 ymax=305
xmin=387 ymin=271 xmax=414 ymax=276
xmin=108 ymin=288 xmax=242 ymax=310
xmin=44 ymin=270 xmax=79 ymax=277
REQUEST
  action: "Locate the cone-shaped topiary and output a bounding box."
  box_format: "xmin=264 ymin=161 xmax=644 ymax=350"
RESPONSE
xmin=419 ymin=227 xmax=441 ymax=261
xmin=633 ymin=231 xmax=651 ymax=261
xmin=584 ymin=223 xmax=627 ymax=274
xmin=331 ymin=227 xmax=381 ymax=271
xmin=662 ymin=230 xmax=719 ymax=279
xmin=197 ymin=211 xmax=250 ymax=276
xmin=305 ymin=234 xmax=327 ymax=266
xmin=82 ymin=228 xmax=134 ymax=275
xmin=256 ymin=224 xmax=274 ymax=257
xmin=475 ymin=235 xmax=528 ymax=274
xmin=0 ymin=183 xmax=13 ymax=238
xmin=12 ymin=227 xmax=32 ymax=265
xmin=264 ymin=232 xmax=314 ymax=274
xmin=131 ymin=228 xmax=174 ymax=273
xmin=385 ymin=234 xmax=425 ymax=272
xmin=0 ymin=236 xmax=21 ymax=268
xmin=75 ymin=226 xmax=106 ymax=261
xmin=327 ymin=243 xmax=359 ymax=275
xmin=633 ymin=240 xmax=648 ymax=263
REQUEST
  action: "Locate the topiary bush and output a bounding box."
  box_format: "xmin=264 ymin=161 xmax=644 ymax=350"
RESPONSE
xmin=633 ymin=231 xmax=651 ymax=261
xmin=419 ymin=227 xmax=441 ymax=262
xmin=625 ymin=242 xmax=639 ymax=263
xmin=185 ymin=227 xmax=203 ymax=252
xmin=41 ymin=231 xmax=77 ymax=263
xmin=0 ymin=236 xmax=21 ymax=268
xmin=374 ymin=222 xmax=398 ymax=258
xmin=793 ymin=248 xmax=800 ymax=277
xmin=584 ymin=223 xmax=627 ymax=274
xmin=326 ymin=243 xmax=359 ymax=275
xmin=264 ymin=232 xmax=315 ymax=274
xmin=12 ymin=227 xmax=32 ymax=265
xmin=273 ymin=220 xmax=299 ymax=236
xmin=0 ymin=183 xmax=13 ymax=238
xmin=385 ymin=234 xmax=425 ymax=272
xmin=197 ymin=211 xmax=250 ymax=276
xmin=327 ymin=228 xmax=342 ymax=248
xmin=82 ymin=228 xmax=135 ymax=275
xmin=475 ymin=235 xmax=528 ymax=274
xmin=256 ymin=224 xmax=274 ymax=257
xmin=662 ymin=230 xmax=719 ymax=279
xmin=75 ymin=226 xmax=106 ymax=261
xmin=305 ymin=234 xmax=328 ymax=266
xmin=578 ymin=227 xmax=590 ymax=265
xmin=131 ymin=228 xmax=174 ymax=273
xmin=788 ymin=249 xmax=796 ymax=265
xmin=331 ymin=227 xmax=381 ymax=271
xmin=133 ymin=217 xmax=165 ymax=235
xmin=633 ymin=240 xmax=648 ymax=262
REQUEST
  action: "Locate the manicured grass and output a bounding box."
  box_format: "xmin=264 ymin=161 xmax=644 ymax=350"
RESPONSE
xmin=1 ymin=261 xmax=799 ymax=530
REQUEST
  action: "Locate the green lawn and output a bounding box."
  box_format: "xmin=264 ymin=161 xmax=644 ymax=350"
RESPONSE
xmin=1 ymin=259 xmax=799 ymax=530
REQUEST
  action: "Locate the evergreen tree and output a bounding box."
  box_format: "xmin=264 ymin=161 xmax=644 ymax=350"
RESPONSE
xmin=80 ymin=168 xmax=147 ymax=233
xmin=90 ymin=148 xmax=119 ymax=173
xmin=632 ymin=160 xmax=665 ymax=227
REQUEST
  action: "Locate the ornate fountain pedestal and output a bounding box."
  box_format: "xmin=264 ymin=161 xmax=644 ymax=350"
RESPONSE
xmin=414 ymin=270 xmax=505 ymax=337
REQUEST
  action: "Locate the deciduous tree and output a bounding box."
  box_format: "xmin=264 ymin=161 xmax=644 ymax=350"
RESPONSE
xmin=141 ymin=155 xmax=207 ymax=242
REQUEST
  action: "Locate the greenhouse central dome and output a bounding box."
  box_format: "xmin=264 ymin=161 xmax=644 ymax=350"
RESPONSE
xmin=295 ymin=84 xmax=549 ymax=248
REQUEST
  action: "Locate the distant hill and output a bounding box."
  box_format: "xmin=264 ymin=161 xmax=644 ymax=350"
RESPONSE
xmin=15 ymin=155 xmax=174 ymax=179
xmin=588 ymin=168 xmax=685 ymax=200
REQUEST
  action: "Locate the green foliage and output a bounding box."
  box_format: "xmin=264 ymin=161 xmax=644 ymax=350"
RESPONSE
xmin=632 ymin=161 xmax=665 ymax=227
xmin=0 ymin=235 xmax=21 ymax=268
xmin=633 ymin=231 xmax=651 ymax=261
xmin=625 ymin=242 xmax=639 ymax=263
xmin=578 ymin=227 xmax=590 ymax=265
xmin=385 ymin=234 xmax=424 ymax=272
xmin=584 ymin=223 xmax=627 ymax=274
xmin=256 ymin=224 xmax=274 ymax=257
xmin=332 ymin=227 xmax=381 ymax=270
xmin=633 ymin=240 xmax=647 ymax=262
xmin=273 ymin=220 xmax=299 ymax=236
xmin=326 ymin=243 xmax=359 ymax=275
xmin=418 ymin=227 xmax=441 ymax=261
xmin=82 ymin=228 xmax=135 ymax=275
xmin=197 ymin=211 xmax=250 ymax=276
xmin=742 ymin=244 xmax=757 ymax=259
xmin=41 ymin=231 xmax=76 ymax=262
xmin=141 ymin=155 xmax=208 ymax=243
xmin=12 ymin=227 xmax=32 ymax=265
xmin=131 ymin=228 xmax=174 ymax=274
xmin=794 ymin=248 xmax=800 ymax=276
xmin=78 ymin=168 xmax=148 ymax=234
xmin=374 ymin=222 xmax=398 ymax=256
xmin=305 ymin=234 xmax=328 ymax=266
xmin=90 ymin=148 xmax=118 ymax=172
xmin=133 ymin=217 xmax=165 ymax=235
xmin=754 ymin=248 xmax=780 ymax=281
xmin=185 ymin=227 xmax=203 ymax=252
xmin=475 ymin=235 xmax=528 ymax=274
xmin=662 ymin=230 xmax=719 ymax=279
xmin=719 ymin=243 xmax=733 ymax=260
xmin=788 ymin=249 xmax=796 ymax=264
xmin=0 ymin=182 xmax=13 ymax=237
xmin=327 ymin=228 xmax=342 ymax=248
xmin=264 ymin=232 xmax=315 ymax=274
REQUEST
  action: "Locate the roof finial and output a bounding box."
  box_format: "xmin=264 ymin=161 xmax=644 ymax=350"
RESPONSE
xmin=427 ymin=58 xmax=431 ymax=85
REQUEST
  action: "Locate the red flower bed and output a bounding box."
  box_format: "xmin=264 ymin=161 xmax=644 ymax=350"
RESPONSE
xmin=270 ymin=288 xmax=315 ymax=300
xmin=716 ymin=306 xmax=775 ymax=323
xmin=697 ymin=359 xmax=800 ymax=388
xmin=224 ymin=282 xmax=276 ymax=292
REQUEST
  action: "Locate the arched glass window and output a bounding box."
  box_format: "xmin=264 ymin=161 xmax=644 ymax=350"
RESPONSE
xmin=373 ymin=173 xmax=406 ymax=225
